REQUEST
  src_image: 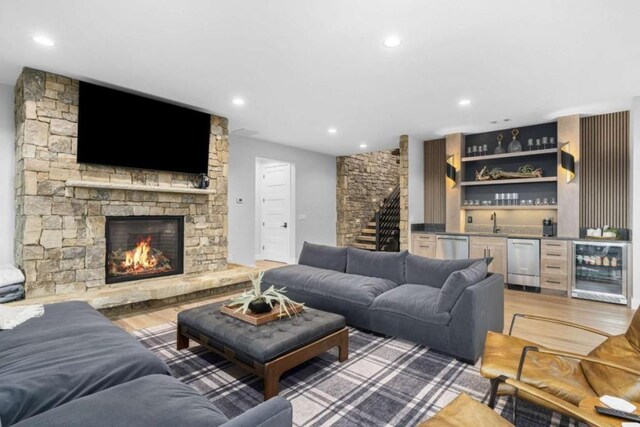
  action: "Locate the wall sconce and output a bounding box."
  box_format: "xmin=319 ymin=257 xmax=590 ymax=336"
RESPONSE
xmin=560 ymin=142 xmax=575 ymax=182
xmin=446 ymin=154 xmax=457 ymax=188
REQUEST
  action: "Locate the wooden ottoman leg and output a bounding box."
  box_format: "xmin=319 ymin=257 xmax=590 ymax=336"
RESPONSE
xmin=176 ymin=324 xmax=189 ymax=350
xmin=263 ymin=364 xmax=282 ymax=400
xmin=338 ymin=328 xmax=349 ymax=362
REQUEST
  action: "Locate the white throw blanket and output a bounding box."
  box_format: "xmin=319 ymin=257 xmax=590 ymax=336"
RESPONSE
xmin=0 ymin=304 xmax=44 ymax=330
xmin=0 ymin=265 xmax=25 ymax=287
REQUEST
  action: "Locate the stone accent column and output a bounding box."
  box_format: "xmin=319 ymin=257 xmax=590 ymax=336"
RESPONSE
xmin=336 ymin=150 xmax=400 ymax=246
xmin=14 ymin=68 xmax=229 ymax=298
xmin=399 ymin=135 xmax=409 ymax=250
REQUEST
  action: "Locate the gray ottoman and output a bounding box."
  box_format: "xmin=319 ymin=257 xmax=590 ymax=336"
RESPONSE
xmin=177 ymin=302 xmax=348 ymax=399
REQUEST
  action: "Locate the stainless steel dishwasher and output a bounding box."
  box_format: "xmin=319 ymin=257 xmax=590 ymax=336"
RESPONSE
xmin=435 ymin=235 xmax=469 ymax=260
xmin=507 ymin=238 xmax=540 ymax=290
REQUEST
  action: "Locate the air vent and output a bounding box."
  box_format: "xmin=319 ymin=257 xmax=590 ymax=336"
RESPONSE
xmin=231 ymin=128 xmax=259 ymax=137
xmin=571 ymin=290 xmax=627 ymax=305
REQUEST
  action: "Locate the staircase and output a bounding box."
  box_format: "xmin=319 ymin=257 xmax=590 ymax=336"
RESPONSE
xmin=350 ymin=185 xmax=400 ymax=252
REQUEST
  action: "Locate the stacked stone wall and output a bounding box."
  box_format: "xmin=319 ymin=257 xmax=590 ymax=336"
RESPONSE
xmin=14 ymin=68 xmax=228 ymax=297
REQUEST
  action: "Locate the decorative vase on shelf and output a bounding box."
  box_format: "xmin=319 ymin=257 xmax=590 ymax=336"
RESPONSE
xmin=507 ymin=129 xmax=522 ymax=153
xmin=494 ymin=133 xmax=505 ymax=154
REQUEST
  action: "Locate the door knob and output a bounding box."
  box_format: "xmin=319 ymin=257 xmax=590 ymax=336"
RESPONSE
xmin=281 ymin=222 xmax=288 ymax=228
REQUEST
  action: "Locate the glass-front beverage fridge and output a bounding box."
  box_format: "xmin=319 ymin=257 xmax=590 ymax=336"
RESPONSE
xmin=571 ymin=241 xmax=629 ymax=305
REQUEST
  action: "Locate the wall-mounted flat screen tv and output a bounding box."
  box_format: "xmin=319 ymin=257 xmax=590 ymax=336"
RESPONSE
xmin=77 ymin=81 xmax=210 ymax=174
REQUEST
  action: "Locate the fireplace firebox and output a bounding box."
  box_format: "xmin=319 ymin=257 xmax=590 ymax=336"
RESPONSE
xmin=105 ymin=216 xmax=184 ymax=284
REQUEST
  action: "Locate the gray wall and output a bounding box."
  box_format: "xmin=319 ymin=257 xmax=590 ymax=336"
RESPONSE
xmin=228 ymin=135 xmax=336 ymax=266
xmin=0 ymin=84 xmax=14 ymax=265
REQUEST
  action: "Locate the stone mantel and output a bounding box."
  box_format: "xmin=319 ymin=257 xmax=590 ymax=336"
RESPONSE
xmin=65 ymin=180 xmax=217 ymax=195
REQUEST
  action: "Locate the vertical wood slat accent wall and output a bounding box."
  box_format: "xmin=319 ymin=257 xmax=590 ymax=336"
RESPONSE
xmin=423 ymin=138 xmax=446 ymax=224
xmin=580 ymin=111 xmax=629 ymax=228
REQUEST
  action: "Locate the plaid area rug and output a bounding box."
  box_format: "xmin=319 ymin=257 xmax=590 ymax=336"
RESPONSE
xmin=134 ymin=323 xmax=577 ymax=426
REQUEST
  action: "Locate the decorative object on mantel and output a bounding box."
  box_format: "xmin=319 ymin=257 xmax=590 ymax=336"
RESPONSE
xmin=561 ymin=142 xmax=576 ymax=182
xmin=493 ymin=133 xmax=505 ymax=154
xmin=507 ymin=128 xmax=523 ymax=153
xmin=225 ymin=272 xmax=304 ymax=323
xmin=475 ymin=165 xmax=543 ymax=181
xmin=446 ymin=154 xmax=457 ymax=188
xmin=191 ymin=173 xmax=211 ymax=189
xmin=0 ymin=304 xmax=44 ymax=330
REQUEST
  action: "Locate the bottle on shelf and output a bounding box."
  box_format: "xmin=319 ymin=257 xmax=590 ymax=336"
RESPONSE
xmin=507 ymin=129 xmax=523 ymax=153
xmin=494 ymin=134 xmax=505 ymax=154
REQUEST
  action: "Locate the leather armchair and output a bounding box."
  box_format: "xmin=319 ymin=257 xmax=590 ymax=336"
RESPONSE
xmin=419 ymin=377 xmax=612 ymax=426
xmin=480 ymin=309 xmax=640 ymax=419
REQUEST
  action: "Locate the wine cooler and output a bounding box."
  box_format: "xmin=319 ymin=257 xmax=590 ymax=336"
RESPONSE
xmin=571 ymin=241 xmax=629 ymax=305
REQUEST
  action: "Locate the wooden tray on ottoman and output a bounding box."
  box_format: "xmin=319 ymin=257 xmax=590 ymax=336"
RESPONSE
xmin=220 ymin=303 xmax=304 ymax=325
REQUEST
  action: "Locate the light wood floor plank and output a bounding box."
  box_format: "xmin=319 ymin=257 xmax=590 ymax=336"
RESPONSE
xmin=113 ymin=261 xmax=635 ymax=355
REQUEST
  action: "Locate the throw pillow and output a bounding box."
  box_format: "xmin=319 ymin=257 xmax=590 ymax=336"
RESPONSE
xmin=298 ymin=242 xmax=348 ymax=272
xmin=436 ymin=260 xmax=488 ymax=313
xmin=405 ymin=254 xmax=492 ymax=288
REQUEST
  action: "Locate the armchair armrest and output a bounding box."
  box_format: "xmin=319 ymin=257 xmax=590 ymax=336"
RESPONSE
xmin=509 ymin=313 xmax=611 ymax=338
xmin=222 ymin=396 xmax=292 ymax=427
xmin=498 ymin=376 xmax=612 ymax=427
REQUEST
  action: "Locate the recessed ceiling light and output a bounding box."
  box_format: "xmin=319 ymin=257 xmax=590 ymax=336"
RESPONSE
xmin=458 ymin=99 xmax=472 ymax=106
xmin=33 ymin=35 xmax=55 ymax=47
xmin=383 ymin=35 xmax=402 ymax=48
xmin=232 ymin=97 xmax=245 ymax=106
xmin=359 ymin=143 xmax=367 ymax=149
xmin=490 ymin=120 xmax=498 ymax=124
xmin=503 ymin=118 xmax=511 ymax=122
xmin=328 ymin=128 xmax=337 ymax=134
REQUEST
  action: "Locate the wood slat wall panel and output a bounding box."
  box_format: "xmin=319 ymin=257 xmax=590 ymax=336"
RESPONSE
xmin=424 ymin=138 xmax=446 ymax=224
xmin=579 ymin=111 xmax=629 ymax=228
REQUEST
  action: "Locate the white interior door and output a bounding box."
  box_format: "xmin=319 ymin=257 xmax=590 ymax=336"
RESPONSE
xmin=260 ymin=162 xmax=291 ymax=263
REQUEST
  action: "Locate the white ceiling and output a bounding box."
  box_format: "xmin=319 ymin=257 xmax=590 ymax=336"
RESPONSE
xmin=1 ymin=0 xmax=639 ymax=156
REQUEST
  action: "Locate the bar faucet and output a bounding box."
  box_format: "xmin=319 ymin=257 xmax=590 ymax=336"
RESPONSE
xmin=491 ymin=212 xmax=500 ymax=234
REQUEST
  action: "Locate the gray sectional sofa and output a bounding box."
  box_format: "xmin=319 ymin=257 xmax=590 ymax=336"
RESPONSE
xmin=262 ymin=243 xmax=504 ymax=363
xmin=1 ymin=301 xmax=292 ymax=427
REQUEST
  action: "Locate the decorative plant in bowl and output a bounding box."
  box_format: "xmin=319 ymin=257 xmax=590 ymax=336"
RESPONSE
xmin=230 ymin=271 xmax=303 ymax=317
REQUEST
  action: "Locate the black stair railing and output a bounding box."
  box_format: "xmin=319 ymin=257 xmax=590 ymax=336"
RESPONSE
xmin=374 ymin=185 xmax=400 ymax=251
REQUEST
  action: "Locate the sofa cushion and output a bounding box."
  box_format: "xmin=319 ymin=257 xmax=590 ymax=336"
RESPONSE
xmin=436 ymin=260 xmax=487 ymax=313
xmin=13 ymin=375 xmax=229 ymax=427
xmin=263 ymin=264 xmax=397 ymax=307
xmin=405 ymin=254 xmax=489 ymax=288
xmin=298 ymin=241 xmax=347 ymax=272
xmin=369 ymin=284 xmax=451 ymax=325
xmin=0 ymin=301 xmax=170 ymax=425
xmin=346 ymin=247 xmax=407 ymax=284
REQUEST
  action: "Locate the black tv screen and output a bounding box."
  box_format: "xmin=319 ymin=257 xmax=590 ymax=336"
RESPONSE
xmin=77 ymin=81 xmax=210 ymax=174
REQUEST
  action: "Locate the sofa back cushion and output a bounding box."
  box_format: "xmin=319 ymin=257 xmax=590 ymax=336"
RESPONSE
xmin=346 ymin=247 xmax=407 ymax=284
xmin=298 ymin=242 xmax=348 ymax=272
xmin=406 ymin=254 xmax=489 ymax=288
xmin=436 ymin=260 xmax=488 ymax=313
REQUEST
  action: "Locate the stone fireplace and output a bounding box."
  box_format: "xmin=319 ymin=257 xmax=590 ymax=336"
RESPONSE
xmin=105 ymin=216 xmax=184 ymax=284
xmin=13 ymin=68 xmax=231 ymax=300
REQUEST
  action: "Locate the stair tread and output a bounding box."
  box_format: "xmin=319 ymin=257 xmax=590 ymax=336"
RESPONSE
xmin=350 ymin=242 xmax=376 ymax=250
xmin=357 ymin=235 xmax=376 ymax=241
xmin=361 ymin=229 xmax=376 ymax=234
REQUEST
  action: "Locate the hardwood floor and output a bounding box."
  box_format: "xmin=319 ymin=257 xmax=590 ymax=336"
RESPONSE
xmin=112 ymin=266 xmax=635 ymax=355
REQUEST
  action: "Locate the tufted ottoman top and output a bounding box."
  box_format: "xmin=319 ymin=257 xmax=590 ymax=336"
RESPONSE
xmin=177 ymin=302 xmax=346 ymax=364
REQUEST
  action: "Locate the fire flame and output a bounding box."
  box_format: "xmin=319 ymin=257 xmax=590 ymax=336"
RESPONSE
xmin=123 ymin=236 xmax=158 ymax=271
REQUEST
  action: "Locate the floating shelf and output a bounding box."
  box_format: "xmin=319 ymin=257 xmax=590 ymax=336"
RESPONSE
xmin=461 ymin=148 xmax=558 ymax=162
xmin=460 ymin=177 xmax=558 ymax=187
xmin=462 ymin=205 xmax=558 ymax=210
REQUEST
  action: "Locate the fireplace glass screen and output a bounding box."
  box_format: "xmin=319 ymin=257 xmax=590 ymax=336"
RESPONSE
xmin=105 ymin=216 xmax=184 ymax=284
